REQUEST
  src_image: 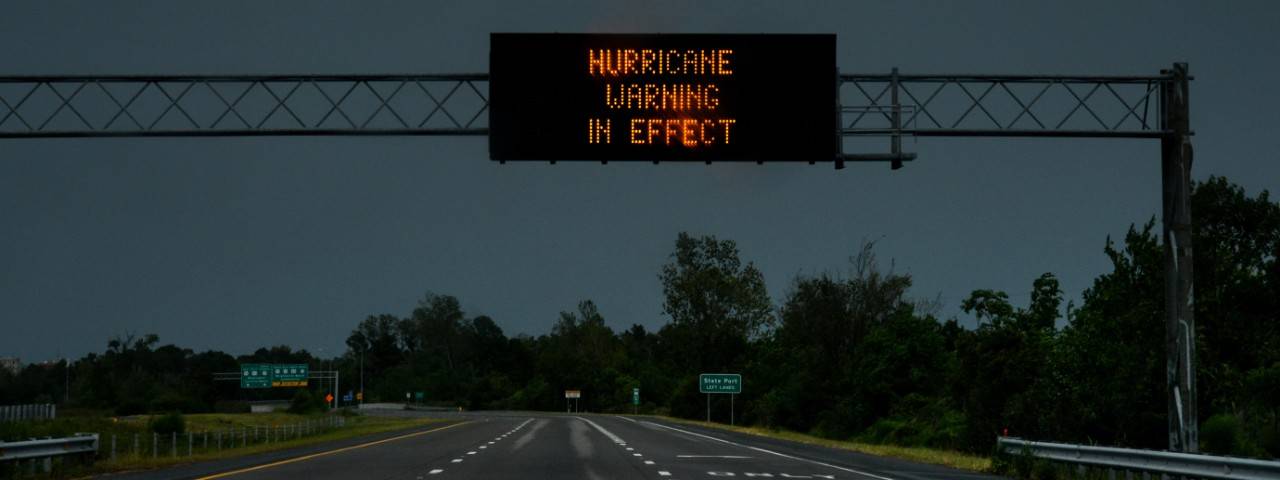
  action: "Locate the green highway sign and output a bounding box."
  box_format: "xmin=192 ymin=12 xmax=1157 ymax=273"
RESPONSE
xmin=632 ymin=387 xmax=640 ymax=406
xmin=699 ymin=373 xmax=742 ymax=394
xmin=240 ymin=364 xmax=272 ymax=389
xmin=271 ymin=364 xmax=309 ymax=387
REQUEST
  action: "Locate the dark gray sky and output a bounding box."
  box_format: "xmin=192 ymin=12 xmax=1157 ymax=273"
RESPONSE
xmin=3 ymin=1 xmax=1278 ymax=362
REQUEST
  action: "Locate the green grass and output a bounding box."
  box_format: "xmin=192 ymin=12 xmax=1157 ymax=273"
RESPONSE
xmin=0 ymin=411 xmax=447 ymax=478
xmin=641 ymin=415 xmax=992 ymax=473
xmin=99 ymin=414 xmax=446 ymax=474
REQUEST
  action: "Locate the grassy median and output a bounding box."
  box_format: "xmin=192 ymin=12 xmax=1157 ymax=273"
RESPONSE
xmin=641 ymin=415 xmax=992 ymax=473
xmin=1 ymin=411 xmax=446 ymax=478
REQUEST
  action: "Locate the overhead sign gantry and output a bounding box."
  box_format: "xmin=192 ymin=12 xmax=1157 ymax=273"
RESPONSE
xmin=0 ymin=35 xmax=1198 ymax=453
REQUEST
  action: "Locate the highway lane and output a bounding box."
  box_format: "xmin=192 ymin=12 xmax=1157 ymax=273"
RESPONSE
xmin=106 ymin=412 xmax=1006 ymax=479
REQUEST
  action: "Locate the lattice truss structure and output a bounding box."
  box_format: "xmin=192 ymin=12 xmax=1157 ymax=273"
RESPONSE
xmin=839 ymin=73 xmax=1170 ymax=139
xmin=1 ymin=72 xmax=1172 ymax=141
xmin=0 ymin=75 xmax=489 ymax=137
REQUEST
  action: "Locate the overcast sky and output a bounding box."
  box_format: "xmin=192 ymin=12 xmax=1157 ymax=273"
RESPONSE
xmin=2 ymin=1 xmax=1278 ymax=362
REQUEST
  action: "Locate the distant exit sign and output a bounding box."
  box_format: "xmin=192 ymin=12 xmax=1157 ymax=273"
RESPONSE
xmin=489 ymin=33 xmax=837 ymax=162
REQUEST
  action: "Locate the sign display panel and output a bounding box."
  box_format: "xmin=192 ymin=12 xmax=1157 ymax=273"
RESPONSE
xmin=271 ymin=364 xmax=309 ymax=387
xmin=490 ymin=34 xmax=837 ymax=162
xmin=699 ymin=373 xmax=742 ymax=394
xmin=240 ymin=363 xmax=271 ymax=389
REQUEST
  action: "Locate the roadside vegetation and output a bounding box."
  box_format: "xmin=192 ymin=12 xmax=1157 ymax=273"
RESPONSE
xmin=2 ymin=175 xmax=1277 ymax=473
xmin=0 ymin=410 xmax=443 ymax=478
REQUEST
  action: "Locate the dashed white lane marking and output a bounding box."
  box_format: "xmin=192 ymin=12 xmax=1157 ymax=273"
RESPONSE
xmin=644 ymin=460 xmax=655 ymax=465
xmin=467 ymin=451 xmax=477 ymax=455
xmin=573 ymin=416 xmax=626 ymax=444
xmin=633 ymin=453 xmax=643 ymax=457
xmin=643 ymin=421 xmax=896 ymax=480
xmin=479 ymin=445 xmax=487 ymax=449
xmin=626 ymin=447 xmax=634 ymax=451
xmin=658 ymin=471 xmax=671 ymax=477
xmin=451 ymin=459 xmax=462 ymax=463
xmin=428 ymin=469 xmax=443 ymax=474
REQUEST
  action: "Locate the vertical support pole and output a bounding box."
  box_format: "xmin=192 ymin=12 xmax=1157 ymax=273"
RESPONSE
xmin=890 ymin=67 xmax=903 ymax=170
xmin=1161 ymin=62 xmax=1196 ymax=453
xmin=706 ymin=393 xmax=711 ymax=423
xmin=730 ymin=394 xmax=735 ymax=427
xmin=834 ymin=67 xmax=845 ymax=170
xmin=111 ymin=434 xmax=116 ymax=462
xmin=334 ymin=371 xmax=340 ymax=410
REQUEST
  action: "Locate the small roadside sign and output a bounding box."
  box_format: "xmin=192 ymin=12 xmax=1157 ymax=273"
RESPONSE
xmin=415 ymin=392 xmax=425 ymax=401
xmin=699 ymin=373 xmax=742 ymax=394
xmin=632 ymin=388 xmax=640 ymax=406
xmin=356 ymin=391 xmax=363 ymax=401
xmin=325 ymin=393 xmax=334 ymax=404
xmin=564 ymin=390 xmax=581 ymax=399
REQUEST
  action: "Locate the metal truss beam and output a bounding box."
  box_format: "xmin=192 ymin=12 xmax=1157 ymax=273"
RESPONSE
xmin=839 ymin=71 xmax=1175 ymax=140
xmin=0 ymin=74 xmax=489 ymax=138
xmin=1 ymin=71 xmax=1175 ymax=141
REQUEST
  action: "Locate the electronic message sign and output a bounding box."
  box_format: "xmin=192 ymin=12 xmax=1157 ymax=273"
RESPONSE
xmin=489 ymin=34 xmax=837 ymax=162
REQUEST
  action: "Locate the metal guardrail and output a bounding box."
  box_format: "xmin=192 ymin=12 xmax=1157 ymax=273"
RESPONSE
xmin=0 ymin=404 xmax=56 ymax=422
xmin=998 ymin=437 xmax=1280 ymax=480
xmin=0 ymin=434 xmax=98 ymax=462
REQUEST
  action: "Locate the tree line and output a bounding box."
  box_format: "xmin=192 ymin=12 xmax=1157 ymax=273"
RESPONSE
xmin=1 ymin=176 xmax=1276 ymax=456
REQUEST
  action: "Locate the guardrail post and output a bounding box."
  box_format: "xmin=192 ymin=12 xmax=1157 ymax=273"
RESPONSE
xmin=132 ymin=433 xmax=138 ymax=458
xmin=152 ymin=432 xmax=157 ymax=458
xmin=171 ymin=432 xmax=176 ymax=457
xmin=110 ymin=434 xmax=116 ymax=461
xmin=187 ymin=432 xmax=192 ymax=457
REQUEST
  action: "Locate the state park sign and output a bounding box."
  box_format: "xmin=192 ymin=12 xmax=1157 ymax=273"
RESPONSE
xmin=489 ymin=33 xmax=837 ymax=162
xmin=699 ymin=373 xmax=742 ymax=394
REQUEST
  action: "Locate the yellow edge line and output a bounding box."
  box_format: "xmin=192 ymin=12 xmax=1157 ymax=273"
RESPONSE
xmin=195 ymin=420 xmax=471 ymax=479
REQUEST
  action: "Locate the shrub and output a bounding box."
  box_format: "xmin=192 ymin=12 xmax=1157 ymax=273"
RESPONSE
xmin=1201 ymin=413 xmax=1260 ymax=457
xmin=149 ymin=412 xmax=185 ymax=435
xmin=289 ymin=389 xmax=324 ymax=414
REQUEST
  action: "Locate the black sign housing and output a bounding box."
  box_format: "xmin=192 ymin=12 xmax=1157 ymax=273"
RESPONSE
xmin=489 ymin=33 xmax=837 ymax=162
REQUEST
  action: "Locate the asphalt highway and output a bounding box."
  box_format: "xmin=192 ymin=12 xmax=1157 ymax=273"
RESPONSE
xmin=102 ymin=412 xmax=1005 ymax=480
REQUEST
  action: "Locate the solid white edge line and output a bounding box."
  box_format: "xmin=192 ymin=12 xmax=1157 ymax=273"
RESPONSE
xmin=641 ymin=420 xmax=896 ymax=480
